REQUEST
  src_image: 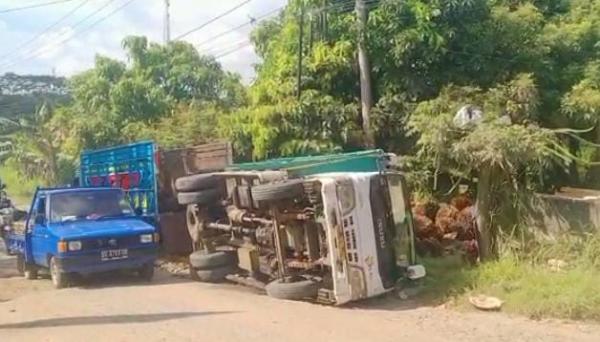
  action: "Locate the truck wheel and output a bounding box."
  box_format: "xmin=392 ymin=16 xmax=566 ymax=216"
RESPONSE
xmin=24 ymin=265 xmax=38 ymax=280
xmin=193 ymin=265 xmax=236 ymax=283
xmin=265 ymin=276 xmax=319 ymax=301
xmin=175 ymin=174 xmax=219 ymax=192
xmin=177 ymin=188 xmax=220 ymax=206
xmin=16 ymin=254 xmax=25 ymax=275
xmin=189 ymin=251 xmax=237 ymax=269
xmin=138 ymin=263 xmax=155 ymax=281
xmin=251 ymin=180 xmax=305 ymax=202
xmin=49 ymin=257 xmax=68 ymax=289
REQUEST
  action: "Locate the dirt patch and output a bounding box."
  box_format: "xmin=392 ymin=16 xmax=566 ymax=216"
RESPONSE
xmin=0 ymin=277 xmax=53 ymax=303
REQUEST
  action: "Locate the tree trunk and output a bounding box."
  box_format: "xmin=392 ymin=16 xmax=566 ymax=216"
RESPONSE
xmin=589 ymin=125 xmax=600 ymax=187
xmin=568 ymin=136 xmax=580 ymax=186
xmin=476 ymin=165 xmax=494 ymax=261
xmin=355 ymin=0 xmax=374 ymax=148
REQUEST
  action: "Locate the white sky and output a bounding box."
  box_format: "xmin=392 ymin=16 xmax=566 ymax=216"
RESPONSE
xmin=0 ymin=0 xmax=288 ymax=82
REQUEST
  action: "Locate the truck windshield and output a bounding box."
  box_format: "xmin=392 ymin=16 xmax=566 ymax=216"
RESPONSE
xmin=49 ymin=190 xmax=134 ymax=223
xmin=386 ymin=174 xmax=415 ymax=266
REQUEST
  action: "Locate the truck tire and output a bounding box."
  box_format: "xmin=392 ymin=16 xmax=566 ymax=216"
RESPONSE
xmin=175 ymin=174 xmax=219 ymax=192
xmin=138 ymin=263 xmax=155 ymax=281
xmin=251 ymin=180 xmax=305 ymax=202
xmin=189 ymin=251 xmax=237 ymax=269
xmin=24 ymin=264 xmax=38 ymax=280
xmin=177 ymin=188 xmax=220 ymax=206
xmin=49 ymin=257 xmax=68 ymax=289
xmin=265 ymin=276 xmax=319 ymax=301
xmin=192 ymin=265 xmax=236 ymax=283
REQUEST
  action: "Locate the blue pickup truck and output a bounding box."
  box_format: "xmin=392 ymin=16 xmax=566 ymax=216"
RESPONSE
xmin=6 ymin=187 xmax=158 ymax=288
xmin=4 ymin=141 xmax=160 ymax=288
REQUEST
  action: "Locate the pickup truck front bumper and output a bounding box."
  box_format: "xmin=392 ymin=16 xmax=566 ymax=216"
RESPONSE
xmin=55 ymin=247 xmax=158 ymax=274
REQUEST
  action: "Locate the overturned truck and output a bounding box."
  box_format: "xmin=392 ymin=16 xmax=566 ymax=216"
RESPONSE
xmin=176 ymin=150 xmax=424 ymax=304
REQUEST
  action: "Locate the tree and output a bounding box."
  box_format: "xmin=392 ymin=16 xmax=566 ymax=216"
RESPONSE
xmin=61 ymin=36 xmax=247 ymax=155
xmin=562 ymin=61 xmax=600 ymax=184
xmin=3 ymin=103 xmax=71 ymax=184
xmin=409 ymin=74 xmax=570 ymax=259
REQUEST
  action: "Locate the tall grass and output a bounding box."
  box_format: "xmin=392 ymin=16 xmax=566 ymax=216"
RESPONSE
xmin=420 ymin=233 xmax=600 ymax=321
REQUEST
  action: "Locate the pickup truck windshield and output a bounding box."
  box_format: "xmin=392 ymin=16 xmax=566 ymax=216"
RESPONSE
xmin=49 ymin=190 xmax=134 ymax=223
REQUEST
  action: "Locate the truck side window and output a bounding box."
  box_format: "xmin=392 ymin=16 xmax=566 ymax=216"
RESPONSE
xmin=37 ymin=197 xmax=46 ymax=219
xmin=28 ymin=197 xmax=47 ymax=228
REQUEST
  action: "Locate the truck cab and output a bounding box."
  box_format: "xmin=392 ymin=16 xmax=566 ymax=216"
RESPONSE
xmin=178 ymin=150 xmax=424 ymax=304
xmin=13 ymin=187 xmax=158 ymax=288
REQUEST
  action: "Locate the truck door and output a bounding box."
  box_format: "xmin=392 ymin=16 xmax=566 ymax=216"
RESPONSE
xmin=29 ymin=195 xmax=49 ymax=266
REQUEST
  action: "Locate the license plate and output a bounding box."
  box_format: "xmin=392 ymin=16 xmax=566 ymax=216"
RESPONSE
xmin=101 ymin=249 xmax=128 ymax=261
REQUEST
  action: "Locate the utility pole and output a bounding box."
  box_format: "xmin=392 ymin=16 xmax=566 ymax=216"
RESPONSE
xmin=297 ymin=3 xmax=304 ymax=99
xmin=355 ymin=0 xmax=374 ymax=147
xmin=164 ymin=0 xmax=171 ymax=44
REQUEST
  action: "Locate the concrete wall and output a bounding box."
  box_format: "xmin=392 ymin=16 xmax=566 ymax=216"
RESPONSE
xmin=526 ymin=188 xmax=600 ymax=235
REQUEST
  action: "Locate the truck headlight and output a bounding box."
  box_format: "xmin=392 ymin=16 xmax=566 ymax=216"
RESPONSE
xmin=337 ymin=180 xmax=356 ymax=215
xmin=140 ymin=234 xmax=153 ymax=243
xmin=68 ymin=241 xmax=82 ymax=251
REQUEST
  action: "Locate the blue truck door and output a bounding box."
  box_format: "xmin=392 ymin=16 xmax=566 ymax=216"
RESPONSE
xmin=29 ymin=195 xmax=49 ymax=267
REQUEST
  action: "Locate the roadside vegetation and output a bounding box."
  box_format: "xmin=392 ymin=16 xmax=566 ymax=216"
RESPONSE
xmin=421 ymin=232 xmax=600 ymax=321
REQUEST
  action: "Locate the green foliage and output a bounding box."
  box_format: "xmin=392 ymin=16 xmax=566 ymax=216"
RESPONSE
xmin=123 ymin=102 xmax=222 ymax=149
xmin=220 ymin=90 xmax=360 ymax=160
xmin=421 ymin=233 xmax=600 ymax=321
xmin=0 ymin=159 xmax=43 ymax=205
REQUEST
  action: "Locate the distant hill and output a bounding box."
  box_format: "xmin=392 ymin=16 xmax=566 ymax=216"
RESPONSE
xmin=0 ymin=73 xmax=71 ymax=135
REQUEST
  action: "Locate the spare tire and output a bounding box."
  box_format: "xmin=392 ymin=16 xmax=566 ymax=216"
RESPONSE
xmin=175 ymin=173 xmax=219 ymax=192
xmin=189 ymin=251 xmax=237 ymax=269
xmin=265 ymin=276 xmax=319 ymax=301
xmin=177 ymin=188 xmax=221 ymax=206
xmin=251 ymin=179 xmax=305 ymax=202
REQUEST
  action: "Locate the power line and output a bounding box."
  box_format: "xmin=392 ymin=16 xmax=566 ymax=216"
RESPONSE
xmin=195 ymin=6 xmax=284 ymax=48
xmin=0 ymin=0 xmax=76 ymax=14
xmin=173 ymin=0 xmax=251 ymax=40
xmin=0 ymin=0 xmax=135 ymax=72
xmin=0 ymin=0 xmax=119 ymax=70
xmin=196 ymin=0 xmax=374 ymax=50
xmin=201 ymin=38 xmax=250 ymax=56
xmin=214 ymin=41 xmax=252 ymax=59
xmin=209 ymin=0 xmax=378 ymax=60
xmin=0 ymin=0 xmax=91 ymax=63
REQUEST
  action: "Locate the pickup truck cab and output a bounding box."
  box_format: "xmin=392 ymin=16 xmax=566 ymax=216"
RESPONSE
xmin=7 ymin=187 xmax=158 ymax=288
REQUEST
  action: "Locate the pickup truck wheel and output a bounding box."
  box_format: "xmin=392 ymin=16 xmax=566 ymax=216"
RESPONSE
xmin=189 ymin=251 xmax=237 ymax=269
xmin=49 ymin=257 xmax=68 ymax=289
xmin=24 ymin=265 xmax=38 ymax=280
xmin=177 ymin=188 xmax=221 ymax=206
xmin=175 ymin=173 xmax=220 ymax=192
xmin=251 ymin=180 xmax=305 ymax=202
xmin=192 ymin=265 xmax=236 ymax=283
xmin=138 ymin=263 xmax=155 ymax=281
xmin=265 ymin=276 xmax=319 ymax=301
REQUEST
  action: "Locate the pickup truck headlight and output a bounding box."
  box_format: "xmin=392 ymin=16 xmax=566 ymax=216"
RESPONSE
xmin=68 ymin=241 xmax=82 ymax=251
xmin=140 ymin=234 xmax=153 ymax=243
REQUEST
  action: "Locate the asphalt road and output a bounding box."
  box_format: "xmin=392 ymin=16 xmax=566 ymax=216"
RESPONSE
xmin=0 ymin=244 xmax=599 ymax=341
